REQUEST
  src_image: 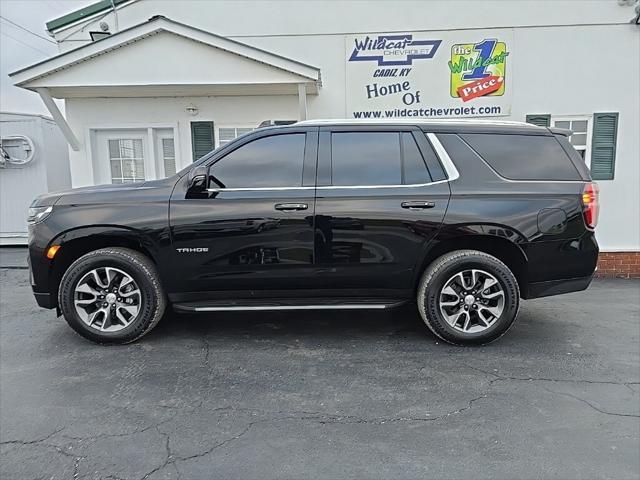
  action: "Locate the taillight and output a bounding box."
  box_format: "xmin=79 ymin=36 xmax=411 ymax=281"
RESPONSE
xmin=582 ymin=182 xmax=599 ymax=230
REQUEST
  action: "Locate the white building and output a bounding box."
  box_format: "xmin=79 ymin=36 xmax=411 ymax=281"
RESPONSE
xmin=8 ymin=0 xmax=640 ymax=261
xmin=0 ymin=112 xmax=71 ymax=244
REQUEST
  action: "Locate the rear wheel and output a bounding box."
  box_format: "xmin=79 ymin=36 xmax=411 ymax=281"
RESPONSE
xmin=58 ymin=248 xmax=166 ymax=344
xmin=417 ymin=250 xmax=520 ymax=345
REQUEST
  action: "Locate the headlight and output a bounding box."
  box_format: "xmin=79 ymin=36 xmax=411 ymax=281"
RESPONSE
xmin=27 ymin=206 xmax=53 ymax=225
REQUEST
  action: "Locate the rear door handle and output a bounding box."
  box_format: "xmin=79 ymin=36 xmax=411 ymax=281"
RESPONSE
xmin=274 ymin=203 xmax=308 ymax=211
xmin=401 ymin=201 xmax=435 ymax=210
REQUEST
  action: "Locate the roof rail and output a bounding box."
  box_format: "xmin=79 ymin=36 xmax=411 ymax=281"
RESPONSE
xmin=295 ymin=118 xmax=535 ymax=127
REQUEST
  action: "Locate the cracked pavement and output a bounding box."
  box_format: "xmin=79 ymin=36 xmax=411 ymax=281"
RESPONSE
xmin=1 ymin=268 xmax=639 ymax=479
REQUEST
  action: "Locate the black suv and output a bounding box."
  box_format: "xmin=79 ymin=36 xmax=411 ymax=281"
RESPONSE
xmin=27 ymin=120 xmax=599 ymax=345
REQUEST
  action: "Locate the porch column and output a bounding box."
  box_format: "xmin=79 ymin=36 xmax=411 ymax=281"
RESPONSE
xmin=298 ymin=83 xmax=307 ymax=121
xmin=35 ymin=88 xmax=80 ymax=151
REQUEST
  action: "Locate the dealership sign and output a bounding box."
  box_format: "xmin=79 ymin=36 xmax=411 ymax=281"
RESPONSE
xmin=345 ymin=30 xmax=512 ymax=118
xmin=348 ymin=35 xmax=441 ymax=65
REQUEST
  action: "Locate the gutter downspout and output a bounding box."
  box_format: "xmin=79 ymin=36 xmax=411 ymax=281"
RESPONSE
xmin=35 ymin=88 xmax=80 ymax=151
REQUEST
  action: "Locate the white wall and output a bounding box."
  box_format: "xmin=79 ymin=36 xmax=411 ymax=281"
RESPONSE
xmin=41 ymin=116 xmax=72 ymax=192
xmin=52 ymin=0 xmax=636 ymax=49
xmin=50 ymin=0 xmax=639 ymax=252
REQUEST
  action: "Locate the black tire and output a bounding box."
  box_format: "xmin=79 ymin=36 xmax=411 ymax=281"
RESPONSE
xmin=417 ymin=250 xmax=520 ymax=345
xmin=58 ymin=247 xmax=166 ymax=344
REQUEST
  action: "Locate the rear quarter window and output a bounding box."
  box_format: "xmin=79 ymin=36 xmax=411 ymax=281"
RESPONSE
xmin=460 ymin=133 xmax=582 ymax=181
xmin=554 ymin=134 xmax=592 ymax=181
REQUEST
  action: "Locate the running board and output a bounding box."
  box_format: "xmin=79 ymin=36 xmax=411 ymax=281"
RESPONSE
xmin=173 ymin=298 xmax=407 ymax=313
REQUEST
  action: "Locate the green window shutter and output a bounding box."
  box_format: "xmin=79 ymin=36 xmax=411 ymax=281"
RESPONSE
xmin=190 ymin=121 xmax=215 ymax=161
xmin=525 ymin=114 xmax=551 ymax=127
xmin=590 ymin=112 xmax=618 ymax=180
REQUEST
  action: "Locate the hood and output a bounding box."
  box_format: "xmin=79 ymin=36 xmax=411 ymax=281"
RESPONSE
xmin=30 ymin=178 xmax=175 ymax=207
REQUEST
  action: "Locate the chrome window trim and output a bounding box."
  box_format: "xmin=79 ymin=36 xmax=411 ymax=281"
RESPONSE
xmin=207 ymin=186 xmax=314 ymax=192
xmin=489 ymin=178 xmax=588 ymax=184
xmin=426 ymin=132 xmax=460 ymax=181
xmin=205 ymin=132 xmax=459 ymax=192
xmin=206 ymin=180 xmax=450 ymax=193
xmin=315 ymin=180 xmax=449 ymax=190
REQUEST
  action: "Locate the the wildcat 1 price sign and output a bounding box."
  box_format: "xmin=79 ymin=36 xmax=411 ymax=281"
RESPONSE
xmin=345 ymin=30 xmax=513 ymax=119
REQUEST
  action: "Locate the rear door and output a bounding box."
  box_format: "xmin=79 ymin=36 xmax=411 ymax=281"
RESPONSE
xmin=313 ymin=126 xmax=450 ymax=295
xmin=169 ymin=127 xmax=318 ymax=297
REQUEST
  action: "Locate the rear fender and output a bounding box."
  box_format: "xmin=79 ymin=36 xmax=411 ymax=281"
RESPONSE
xmin=414 ymin=225 xmax=529 ymax=293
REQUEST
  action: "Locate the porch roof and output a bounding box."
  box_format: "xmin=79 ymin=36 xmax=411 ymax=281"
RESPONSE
xmin=10 ymin=15 xmax=322 ymax=98
xmin=10 ymin=16 xmax=320 ymax=150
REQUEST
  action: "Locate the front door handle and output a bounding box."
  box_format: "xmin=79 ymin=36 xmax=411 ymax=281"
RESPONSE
xmin=274 ymin=203 xmax=308 ymax=211
xmin=401 ymin=201 xmax=435 ymax=210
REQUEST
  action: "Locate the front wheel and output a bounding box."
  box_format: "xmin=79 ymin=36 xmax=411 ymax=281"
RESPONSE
xmin=58 ymin=248 xmax=166 ymax=344
xmin=417 ymin=250 xmax=520 ymax=345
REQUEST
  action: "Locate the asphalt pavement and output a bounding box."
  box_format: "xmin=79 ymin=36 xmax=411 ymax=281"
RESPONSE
xmin=1 ymin=267 xmax=638 ymax=480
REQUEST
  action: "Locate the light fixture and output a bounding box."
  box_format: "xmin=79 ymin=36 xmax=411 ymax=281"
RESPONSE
xmin=186 ymin=104 xmax=199 ymax=116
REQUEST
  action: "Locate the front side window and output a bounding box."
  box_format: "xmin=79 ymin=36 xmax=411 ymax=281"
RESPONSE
xmin=209 ymin=133 xmax=306 ymax=188
xmin=330 ymin=132 xmax=431 ymax=186
xmin=108 ymin=139 xmax=145 ymax=183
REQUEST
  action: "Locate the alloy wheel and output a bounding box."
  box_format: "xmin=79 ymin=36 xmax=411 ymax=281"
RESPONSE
xmin=438 ymin=269 xmax=505 ymax=333
xmin=73 ymin=267 xmax=141 ymax=332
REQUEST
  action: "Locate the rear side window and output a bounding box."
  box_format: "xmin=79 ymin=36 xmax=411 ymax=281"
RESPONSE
xmin=555 ymin=134 xmax=591 ymax=181
xmin=330 ymin=132 xmax=431 ymax=186
xmin=401 ymin=133 xmax=431 ymax=185
xmin=210 ymin=133 xmax=305 ymax=188
xmin=460 ymin=133 xmax=582 ymax=181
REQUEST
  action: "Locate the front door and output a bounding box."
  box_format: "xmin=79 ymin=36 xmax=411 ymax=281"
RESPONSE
xmin=169 ymin=127 xmax=318 ymax=299
xmin=313 ymin=126 xmax=450 ymax=296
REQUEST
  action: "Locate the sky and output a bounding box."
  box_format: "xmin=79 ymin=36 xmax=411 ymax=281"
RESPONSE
xmin=0 ymin=0 xmax=93 ymax=115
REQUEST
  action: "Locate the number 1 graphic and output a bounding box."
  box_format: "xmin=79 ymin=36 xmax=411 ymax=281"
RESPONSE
xmin=462 ymin=39 xmax=496 ymax=80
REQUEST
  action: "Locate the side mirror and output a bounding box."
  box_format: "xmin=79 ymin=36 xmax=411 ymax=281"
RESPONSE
xmin=186 ymin=165 xmax=208 ymax=198
xmin=188 ymin=165 xmax=207 ymax=188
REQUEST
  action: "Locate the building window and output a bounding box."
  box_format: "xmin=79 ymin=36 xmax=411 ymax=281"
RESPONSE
xmin=154 ymin=128 xmax=177 ymax=178
xmin=552 ymin=116 xmax=591 ymax=166
xmin=217 ymin=126 xmax=254 ymax=147
xmin=108 ymin=139 xmax=145 ymax=183
xmin=94 ymin=127 xmax=178 ymax=184
xmin=161 ymin=138 xmax=176 ymax=177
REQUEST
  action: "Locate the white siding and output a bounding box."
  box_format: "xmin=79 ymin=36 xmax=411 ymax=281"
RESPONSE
xmin=52 ymin=0 xmax=635 ymax=48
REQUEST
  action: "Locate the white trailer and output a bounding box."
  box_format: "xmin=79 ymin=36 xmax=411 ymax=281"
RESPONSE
xmin=0 ymin=112 xmax=70 ymax=245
